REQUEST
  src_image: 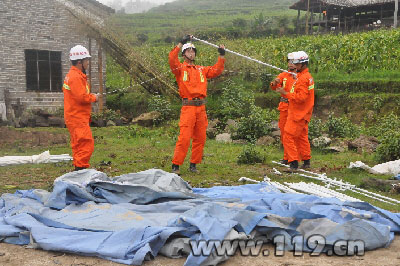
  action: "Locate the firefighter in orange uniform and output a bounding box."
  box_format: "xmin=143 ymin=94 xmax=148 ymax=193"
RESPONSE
xmin=275 ymin=51 xmax=314 ymax=171
xmin=63 ymin=45 xmax=98 ymax=171
xmin=170 ymin=35 xmax=225 ymax=174
xmin=270 ymin=52 xmax=296 ymax=165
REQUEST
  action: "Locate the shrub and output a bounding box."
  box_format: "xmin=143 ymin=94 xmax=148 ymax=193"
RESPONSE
xmin=365 ymin=113 xmax=400 ymax=138
xmin=325 ymin=114 xmax=359 ymax=138
xmin=92 ymin=109 xmax=122 ymax=121
xmin=308 ymin=118 xmax=324 ymax=140
xmin=218 ymin=80 xmax=255 ymax=120
xmin=237 ymin=145 xmax=265 ymax=165
xmin=375 ymin=130 xmax=400 ymax=162
xmin=372 ymin=95 xmax=384 ymax=113
xmin=137 ymin=33 xmax=148 ymax=44
xmin=235 ymin=106 xmax=277 ymax=143
xmin=148 ymin=95 xmax=173 ymax=125
xmin=106 ymin=91 xmax=149 ymax=119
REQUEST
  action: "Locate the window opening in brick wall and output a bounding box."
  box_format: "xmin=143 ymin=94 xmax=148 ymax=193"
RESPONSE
xmin=25 ymin=49 xmax=62 ymax=92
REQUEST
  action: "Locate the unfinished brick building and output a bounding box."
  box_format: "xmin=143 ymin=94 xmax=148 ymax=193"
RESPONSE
xmin=0 ymin=0 xmax=114 ymax=123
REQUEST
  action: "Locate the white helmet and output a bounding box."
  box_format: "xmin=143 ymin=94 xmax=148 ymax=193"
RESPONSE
xmin=69 ymin=45 xmax=91 ymax=61
xmin=287 ymin=52 xmax=295 ymax=60
xmin=292 ymin=51 xmax=309 ymax=64
xmin=182 ymin=43 xmax=197 ymax=55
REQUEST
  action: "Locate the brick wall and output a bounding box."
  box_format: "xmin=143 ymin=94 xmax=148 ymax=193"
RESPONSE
xmin=0 ymin=0 xmax=107 ymax=118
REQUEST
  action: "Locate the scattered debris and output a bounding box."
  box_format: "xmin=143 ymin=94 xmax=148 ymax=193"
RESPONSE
xmin=273 ymin=160 xmax=400 ymax=205
xmin=238 ymin=177 xmax=259 ymax=183
xmin=272 ymin=168 xmax=282 ymax=175
xmin=0 ymin=151 xmax=72 ymax=167
xmin=216 ymin=133 xmax=232 ymax=143
xmin=284 ymin=182 xmax=361 ymax=202
xmin=312 ymin=136 xmax=331 ymax=148
xmin=131 ymin=111 xmax=161 ymax=127
xmin=256 ymin=136 xmax=275 ymax=146
xmin=348 ymin=135 xmax=379 ymax=153
xmin=349 ymin=160 xmax=400 ymax=176
xmin=360 ymin=178 xmax=400 ymax=192
xmin=324 ymin=145 xmax=345 ymax=153
xmin=392 ymin=183 xmax=400 ymax=194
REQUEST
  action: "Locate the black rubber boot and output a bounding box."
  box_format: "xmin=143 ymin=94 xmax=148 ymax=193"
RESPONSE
xmin=189 ymin=163 xmax=199 ymax=173
xmin=172 ymin=164 xmax=180 ymax=175
xmin=284 ymin=160 xmax=298 ymax=173
xmin=301 ymin=159 xmax=311 ymax=169
xmin=280 ymin=159 xmax=289 ymax=165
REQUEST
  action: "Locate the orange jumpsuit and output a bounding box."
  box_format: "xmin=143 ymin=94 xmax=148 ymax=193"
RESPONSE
xmin=63 ymin=66 xmax=97 ymax=168
xmin=283 ymin=68 xmax=314 ymax=163
xmin=270 ymin=71 xmax=296 ymax=161
xmin=169 ymin=46 xmax=225 ymax=165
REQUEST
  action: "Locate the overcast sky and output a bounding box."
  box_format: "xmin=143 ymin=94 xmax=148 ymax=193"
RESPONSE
xmin=97 ymin=0 xmax=176 ymax=6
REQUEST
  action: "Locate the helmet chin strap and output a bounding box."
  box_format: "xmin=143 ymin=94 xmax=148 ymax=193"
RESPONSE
xmin=183 ymin=54 xmax=195 ymax=63
xmin=79 ymin=60 xmax=87 ymax=74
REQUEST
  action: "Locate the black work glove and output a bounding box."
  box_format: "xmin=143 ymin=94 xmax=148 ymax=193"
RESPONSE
xmin=218 ymin=47 xmax=225 ymax=56
xmin=180 ymin=35 xmax=191 ymax=45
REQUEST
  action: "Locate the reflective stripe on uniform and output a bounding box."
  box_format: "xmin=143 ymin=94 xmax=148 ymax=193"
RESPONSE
xmin=63 ymin=84 xmax=71 ymax=90
xmin=282 ymin=78 xmax=287 ymax=89
xmin=308 ymin=84 xmax=314 ymax=90
xmin=183 ymin=71 xmax=188 ymax=81
xmin=199 ymin=72 xmax=205 ymax=83
xmin=290 ymin=83 xmax=295 ymax=93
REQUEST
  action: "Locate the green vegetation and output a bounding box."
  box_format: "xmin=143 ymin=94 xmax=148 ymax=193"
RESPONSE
xmin=325 ymin=115 xmax=360 ymax=139
xmin=0 ymin=126 xmax=398 ymax=212
xmin=237 ymin=144 xmax=266 ymax=164
xmin=148 ymin=95 xmax=175 ymax=125
xmin=131 ymin=29 xmax=400 ymax=82
xmin=108 ymin=0 xmax=298 ymax=43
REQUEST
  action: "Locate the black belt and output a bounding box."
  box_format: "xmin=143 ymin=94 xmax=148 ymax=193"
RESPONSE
xmin=280 ymin=97 xmax=288 ymax=103
xmin=182 ymin=98 xmax=207 ymax=106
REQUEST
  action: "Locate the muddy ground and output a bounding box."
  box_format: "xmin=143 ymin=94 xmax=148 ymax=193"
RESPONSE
xmin=0 ymin=127 xmax=68 ymax=148
xmin=0 ymin=236 xmax=399 ymax=266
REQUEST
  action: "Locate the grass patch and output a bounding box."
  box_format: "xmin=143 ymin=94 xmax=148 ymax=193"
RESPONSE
xmin=0 ymin=125 xmax=399 ymax=212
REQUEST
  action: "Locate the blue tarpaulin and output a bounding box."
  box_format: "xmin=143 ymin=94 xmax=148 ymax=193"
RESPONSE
xmin=0 ymin=169 xmax=399 ymax=265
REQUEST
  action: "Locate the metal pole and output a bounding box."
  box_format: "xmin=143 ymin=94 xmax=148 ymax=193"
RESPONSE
xmin=88 ymin=38 xmax=92 ymax=87
xmin=192 ymin=36 xmax=296 ymax=76
xmin=305 ymin=0 xmax=310 ymax=34
xmin=272 ymin=161 xmax=400 ymax=205
xmin=98 ymin=40 xmax=104 ymax=112
xmin=395 ymin=0 xmax=399 ymax=28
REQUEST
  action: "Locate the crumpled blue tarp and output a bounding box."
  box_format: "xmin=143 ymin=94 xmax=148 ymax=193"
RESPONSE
xmin=45 ymin=169 xmax=197 ymax=209
xmin=1 ymin=169 xmax=399 ymax=266
xmin=394 ymin=174 xmax=400 ymax=180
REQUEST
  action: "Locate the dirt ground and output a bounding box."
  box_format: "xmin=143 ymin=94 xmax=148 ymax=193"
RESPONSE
xmin=0 ymin=235 xmax=399 ymax=266
xmin=0 ymin=127 xmax=68 ymax=148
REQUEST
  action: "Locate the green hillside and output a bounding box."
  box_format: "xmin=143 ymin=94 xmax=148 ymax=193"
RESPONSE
xmin=107 ymin=0 xmax=298 ymax=44
xmin=150 ymin=0 xmax=295 ymax=12
xmin=134 ymin=28 xmax=400 ymax=84
xmin=104 ymin=0 xmax=400 ymax=124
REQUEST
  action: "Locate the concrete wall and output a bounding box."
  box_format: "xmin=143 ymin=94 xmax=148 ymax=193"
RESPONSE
xmin=0 ymin=0 xmax=107 ymax=120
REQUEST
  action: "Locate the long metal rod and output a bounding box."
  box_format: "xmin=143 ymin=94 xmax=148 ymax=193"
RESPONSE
xmin=272 ymin=161 xmax=400 ymax=205
xmin=192 ymin=36 xmax=296 ymax=76
xmin=395 ymin=0 xmax=398 ymax=28
xmin=295 ymin=173 xmax=397 ymax=205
